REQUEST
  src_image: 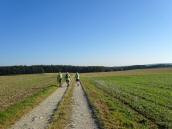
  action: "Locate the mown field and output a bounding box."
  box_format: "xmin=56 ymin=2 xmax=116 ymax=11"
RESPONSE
xmin=82 ymin=68 xmax=172 ymax=129
xmin=0 ymin=73 xmax=58 ymax=128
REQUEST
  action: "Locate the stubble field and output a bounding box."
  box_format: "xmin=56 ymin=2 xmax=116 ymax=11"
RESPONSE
xmin=0 ymin=73 xmax=57 ymax=128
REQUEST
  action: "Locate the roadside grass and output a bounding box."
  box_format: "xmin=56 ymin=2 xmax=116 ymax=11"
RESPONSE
xmin=82 ymin=68 xmax=172 ymax=129
xmin=0 ymin=85 xmax=57 ymax=129
xmin=49 ymin=80 xmax=74 ymax=129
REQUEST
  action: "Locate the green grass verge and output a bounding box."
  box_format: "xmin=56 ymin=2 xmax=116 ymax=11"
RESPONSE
xmin=0 ymin=85 xmax=57 ymax=129
xmin=49 ymin=81 xmax=74 ymax=129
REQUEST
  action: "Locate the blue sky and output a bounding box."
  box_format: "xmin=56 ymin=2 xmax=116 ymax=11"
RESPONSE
xmin=0 ymin=0 xmax=172 ymax=66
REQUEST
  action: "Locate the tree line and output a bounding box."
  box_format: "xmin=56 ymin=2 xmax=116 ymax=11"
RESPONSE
xmin=0 ymin=64 xmax=172 ymax=76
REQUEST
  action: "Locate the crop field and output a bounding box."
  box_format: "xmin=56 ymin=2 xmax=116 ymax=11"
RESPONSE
xmin=0 ymin=73 xmax=57 ymax=128
xmin=0 ymin=73 xmax=57 ymax=111
xmin=0 ymin=69 xmax=172 ymax=129
xmin=82 ymin=68 xmax=172 ymax=129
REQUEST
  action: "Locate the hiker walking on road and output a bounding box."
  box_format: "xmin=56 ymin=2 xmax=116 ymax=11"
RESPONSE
xmin=75 ymin=72 xmax=80 ymax=86
xmin=57 ymin=72 xmax=63 ymax=87
xmin=65 ymin=72 xmax=71 ymax=87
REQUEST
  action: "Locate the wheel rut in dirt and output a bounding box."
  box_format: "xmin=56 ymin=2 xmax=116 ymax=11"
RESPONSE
xmin=10 ymin=85 xmax=67 ymax=129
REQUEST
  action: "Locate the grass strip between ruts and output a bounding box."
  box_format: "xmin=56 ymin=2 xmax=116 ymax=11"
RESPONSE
xmin=49 ymin=81 xmax=74 ymax=129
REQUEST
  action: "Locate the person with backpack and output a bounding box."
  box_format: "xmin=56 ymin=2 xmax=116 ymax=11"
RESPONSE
xmin=75 ymin=72 xmax=80 ymax=86
xmin=57 ymin=72 xmax=63 ymax=87
xmin=65 ymin=72 xmax=71 ymax=87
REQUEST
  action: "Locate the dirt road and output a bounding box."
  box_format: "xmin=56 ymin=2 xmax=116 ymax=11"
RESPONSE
xmin=68 ymin=83 xmax=98 ymax=129
xmin=10 ymin=81 xmax=98 ymax=129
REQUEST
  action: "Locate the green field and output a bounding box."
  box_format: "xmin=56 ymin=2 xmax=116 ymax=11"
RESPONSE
xmin=82 ymin=68 xmax=172 ymax=129
xmin=0 ymin=73 xmax=58 ymax=128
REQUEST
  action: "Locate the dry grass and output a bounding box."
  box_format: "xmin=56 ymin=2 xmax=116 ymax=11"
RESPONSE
xmin=81 ymin=68 xmax=172 ymax=77
xmin=0 ymin=73 xmax=58 ymax=129
xmin=0 ymin=73 xmax=57 ymax=111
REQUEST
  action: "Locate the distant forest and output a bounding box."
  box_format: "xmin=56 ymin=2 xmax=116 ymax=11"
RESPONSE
xmin=0 ymin=64 xmax=172 ymax=75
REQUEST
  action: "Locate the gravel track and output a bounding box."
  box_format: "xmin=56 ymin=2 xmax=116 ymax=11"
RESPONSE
xmin=9 ymin=82 xmax=98 ymax=129
xmin=68 ymin=83 xmax=98 ymax=129
xmin=10 ymin=85 xmax=67 ymax=129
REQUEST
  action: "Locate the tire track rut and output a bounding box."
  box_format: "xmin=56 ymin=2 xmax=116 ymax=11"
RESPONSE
xmin=10 ymin=85 xmax=67 ymax=129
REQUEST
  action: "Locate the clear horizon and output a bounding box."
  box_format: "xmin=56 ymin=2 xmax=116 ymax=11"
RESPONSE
xmin=0 ymin=0 xmax=172 ymax=66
